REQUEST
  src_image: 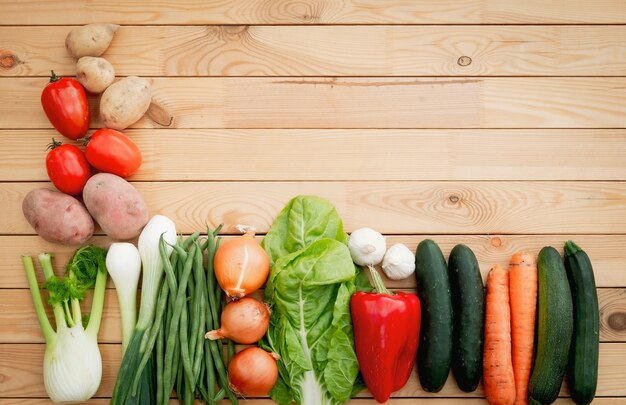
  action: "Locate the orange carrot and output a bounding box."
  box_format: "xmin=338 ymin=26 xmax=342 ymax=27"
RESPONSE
xmin=509 ymin=252 xmax=537 ymax=405
xmin=484 ymin=265 xmax=516 ymax=405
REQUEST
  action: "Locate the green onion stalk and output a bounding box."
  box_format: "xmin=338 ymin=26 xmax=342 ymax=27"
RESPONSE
xmin=110 ymin=215 xmax=177 ymax=405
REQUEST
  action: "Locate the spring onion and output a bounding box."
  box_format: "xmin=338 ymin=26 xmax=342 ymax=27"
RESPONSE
xmin=106 ymin=242 xmax=141 ymax=353
xmin=110 ymin=214 xmax=176 ymax=405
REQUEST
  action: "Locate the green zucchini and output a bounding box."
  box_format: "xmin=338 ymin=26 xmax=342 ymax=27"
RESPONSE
xmin=529 ymin=246 xmax=574 ymax=405
xmin=414 ymin=239 xmax=453 ymax=392
xmin=447 ymin=244 xmax=484 ymax=392
xmin=564 ymin=241 xmax=599 ymax=405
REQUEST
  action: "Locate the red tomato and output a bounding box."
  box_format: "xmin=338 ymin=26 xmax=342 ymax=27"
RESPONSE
xmin=46 ymin=139 xmax=91 ymax=195
xmin=85 ymin=128 xmax=142 ymax=178
xmin=41 ymin=71 xmax=90 ymax=140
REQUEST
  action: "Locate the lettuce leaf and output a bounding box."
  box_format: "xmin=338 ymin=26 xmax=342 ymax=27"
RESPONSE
xmin=261 ymin=196 xmax=364 ymax=405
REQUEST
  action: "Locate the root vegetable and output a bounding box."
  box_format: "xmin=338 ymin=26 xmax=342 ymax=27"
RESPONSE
xmin=65 ymin=24 xmax=119 ymax=58
xmin=205 ymin=297 xmax=270 ymax=344
xmin=22 ymin=188 xmax=94 ymax=245
xmin=82 ymin=173 xmax=148 ymax=240
xmin=214 ymin=225 xmax=270 ymax=298
xmin=228 ymin=347 xmax=279 ymax=397
xmin=100 ymin=76 xmax=152 ymax=130
xmin=76 ymin=57 xmax=115 ymax=94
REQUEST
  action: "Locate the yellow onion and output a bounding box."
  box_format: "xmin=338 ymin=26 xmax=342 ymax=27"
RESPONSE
xmin=214 ymin=225 xmax=269 ymax=298
xmin=228 ymin=347 xmax=279 ymax=396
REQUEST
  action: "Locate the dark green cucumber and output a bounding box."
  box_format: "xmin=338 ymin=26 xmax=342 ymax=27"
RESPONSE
xmin=564 ymin=241 xmax=599 ymax=405
xmin=414 ymin=239 xmax=453 ymax=392
xmin=529 ymin=246 xmax=574 ymax=405
xmin=447 ymin=244 xmax=484 ymax=392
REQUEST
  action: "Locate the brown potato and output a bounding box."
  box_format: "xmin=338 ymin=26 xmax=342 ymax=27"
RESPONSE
xmin=76 ymin=56 xmax=115 ymax=94
xmin=65 ymin=23 xmax=119 ymax=58
xmin=100 ymin=76 xmax=152 ymax=130
xmin=22 ymin=188 xmax=94 ymax=245
xmin=83 ymin=173 xmax=149 ymax=240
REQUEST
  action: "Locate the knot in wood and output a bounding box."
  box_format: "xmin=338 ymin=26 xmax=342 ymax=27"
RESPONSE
xmin=608 ymin=312 xmax=626 ymax=331
xmin=457 ymin=56 xmax=472 ymax=67
xmin=448 ymin=194 xmax=460 ymax=204
xmin=491 ymin=237 xmax=502 ymax=247
xmin=0 ymin=52 xmax=17 ymax=69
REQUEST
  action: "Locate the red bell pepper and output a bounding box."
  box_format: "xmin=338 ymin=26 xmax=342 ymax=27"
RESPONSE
xmin=350 ymin=268 xmax=420 ymax=403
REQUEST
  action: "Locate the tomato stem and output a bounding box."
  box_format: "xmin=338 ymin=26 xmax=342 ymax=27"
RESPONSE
xmin=46 ymin=137 xmax=62 ymax=151
xmin=49 ymin=70 xmax=60 ymax=83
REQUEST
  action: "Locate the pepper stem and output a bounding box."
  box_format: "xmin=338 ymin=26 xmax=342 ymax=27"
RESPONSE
xmin=49 ymin=70 xmax=60 ymax=83
xmin=367 ymin=265 xmax=391 ymax=295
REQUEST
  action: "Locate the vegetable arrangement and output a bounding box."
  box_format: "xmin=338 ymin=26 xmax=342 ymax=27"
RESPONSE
xmin=20 ymin=22 xmax=602 ymax=404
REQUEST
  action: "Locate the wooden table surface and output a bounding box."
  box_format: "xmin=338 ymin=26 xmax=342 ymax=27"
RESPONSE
xmin=1 ymin=1 xmax=626 ymax=404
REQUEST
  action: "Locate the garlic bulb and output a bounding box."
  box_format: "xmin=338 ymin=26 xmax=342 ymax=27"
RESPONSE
xmin=348 ymin=227 xmax=387 ymax=267
xmin=382 ymin=243 xmax=416 ymax=280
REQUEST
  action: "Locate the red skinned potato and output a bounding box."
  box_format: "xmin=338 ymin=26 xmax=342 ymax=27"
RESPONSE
xmin=22 ymin=188 xmax=94 ymax=245
xmin=82 ymin=173 xmax=149 ymax=240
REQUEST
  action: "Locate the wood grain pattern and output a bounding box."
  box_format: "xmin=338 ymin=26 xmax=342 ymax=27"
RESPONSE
xmin=601 ymin=289 xmax=626 ymax=342
xmin=4 ymin=26 xmax=626 ymax=77
xmin=4 ymin=129 xmax=626 ymax=181
xmin=2 ymin=78 xmax=626 ymax=129
xmin=1 ymin=0 xmax=625 ymax=24
xmin=4 ymin=181 xmax=626 ymax=235
xmin=1 ymin=343 xmax=624 ymax=398
xmin=3 ymin=235 xmax=625 ymax=289
xmin=4 ymin=288 xmax=622 ymax=344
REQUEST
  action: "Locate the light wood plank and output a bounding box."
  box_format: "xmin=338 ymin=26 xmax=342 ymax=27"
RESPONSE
xmin=0 ymin=343 xmax=623 ymax=398
xmin=4 ymin=288 xmax=622 ymax=344
xmin=4 ymin=26 xmax=626 ymax=77
xmin=1 ymin=0 xmax=625 ymax=24
xmin=3 ymin=181 xmax=626 ymax=235
xmin=3 ymin=129 xmax=626 ymax=181
xmin=3 ymin=235 xmax=625 ymax=289
xmin=2 ymin=78 xmax=626 ymax=129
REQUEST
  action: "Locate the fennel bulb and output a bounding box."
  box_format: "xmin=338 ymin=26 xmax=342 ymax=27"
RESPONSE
xmin=23 ymin=246 xmax=108 ymax=403
xmin=44 ymin=324 xmax=102 ymax=402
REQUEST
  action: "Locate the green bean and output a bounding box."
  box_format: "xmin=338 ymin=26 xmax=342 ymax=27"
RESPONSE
xmin=208 ymin=338 xmax=239 ymax=404
xmin=204 ymin=340 xmax=216 ymax=405
xmin=214 ymin=388 xmax=226 ymax=401
xmin=227 ymin=339 xmax=235 ymax=365
xmin=187 ymin=273 xmax=197 ymax=362
xmin=166 ymin=337 xmax=180 ymax=405
xmin=197 ymin=383 xmax=210 ymax=405
xmin=182 ymin=231 xmax=201 ymax=249
xmin=176 ymin=355 xmax=183 ymax=403
xmin=179 ymin=288 xmax=194 ymax=393
xmin=156 ymin=321 xmax=165 ymax=405
xmin=190 ymin=242 xmax=206 ymax=375
xmin=183 ymin=374 xmax=194 ymax=405
xmin=163 ymin=244 xmax=196 ymax=402
xmin=206 ymin=241 xmax=220 ymax=330
xmin=192 ymin=293 xmax=206 ymax=383
xmin=161 ymin=237 xmax=180 ymax=297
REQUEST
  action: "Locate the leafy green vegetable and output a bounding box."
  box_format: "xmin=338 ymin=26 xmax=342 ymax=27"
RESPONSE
xmin=261 ymin=196 xmax=368 ymax=405
xmin=263 ymin=195 xmax=348 ymax=266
